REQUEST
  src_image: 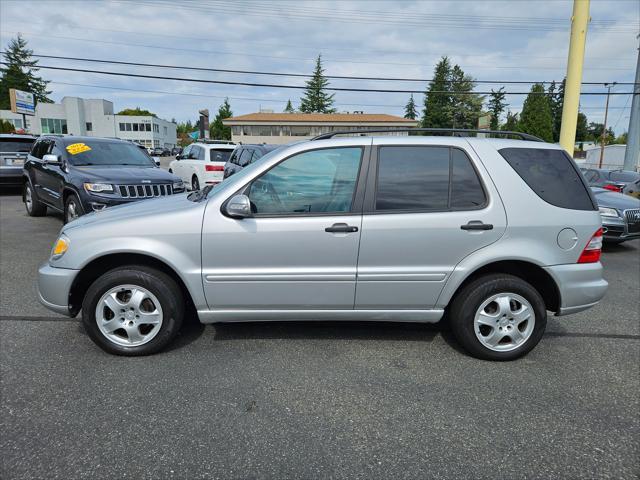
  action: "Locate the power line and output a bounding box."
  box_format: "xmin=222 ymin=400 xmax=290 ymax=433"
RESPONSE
xmin=15 ymin=53 xmax=639 ymax=86
xmin=5 ymin=62 xmax=633 ymax=95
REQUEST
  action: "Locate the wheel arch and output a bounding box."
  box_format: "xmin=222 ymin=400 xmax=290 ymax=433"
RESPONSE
xmin=443 ymin=260 xmax=561 ymax=314
xmin=68 ymin=252 xmax=197 ymax=317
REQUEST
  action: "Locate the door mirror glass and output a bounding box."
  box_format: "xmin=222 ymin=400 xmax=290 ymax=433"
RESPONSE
xmin=175 ymin=154 xmax=181 ymax=160
xmin=42 ymin=154 xmax=62 ymax=166
xmin=224 ymin=194 xmax=252 ymax=218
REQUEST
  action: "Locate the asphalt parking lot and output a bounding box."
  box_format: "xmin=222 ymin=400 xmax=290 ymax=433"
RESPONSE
xmin=1 ymin=190 xmax=638 ymax=479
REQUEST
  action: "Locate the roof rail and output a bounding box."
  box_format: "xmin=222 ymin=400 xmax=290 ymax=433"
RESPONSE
xmin=311 ymin=128 xmax=543 ymax=142
xmin=194 ymin=139 xmax=235 ymax=145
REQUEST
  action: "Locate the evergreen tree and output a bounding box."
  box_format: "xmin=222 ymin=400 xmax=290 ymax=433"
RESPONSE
xmin=0 ymin=119 xmax=16 ymax=133
xmin=209 ymin=98 xmax=233 ymax=140
xmin=576 ymin=112 xmax=588 ymax=142
xmin=487 ymin=87 xmax=507 ymax=130
xmin=518 ymin=83 xmax=554 ymax=142
xmin=299 ymin=55 xmax=335 ymax=113
xmin=421 ymin=57 xmax=452 ymax=128
xmin=502 ymin=110 xmax=519 ymax=131
xmin=548 ymin=79 xmax=566 ymax=142
xmin=404 ymin=94 xmax=417 ymax=119
xmin=448 ymin=65 xmax=483 ymax=129
xmin=0 ymin=34 xmax=52 ymax=109
xmin=284 ymin=99 xmax=295 ymax=113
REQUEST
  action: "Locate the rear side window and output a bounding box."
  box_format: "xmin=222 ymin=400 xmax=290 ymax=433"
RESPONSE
xmin=499 ymin=148 xmax=596 ymax=211
xmin=375 ymin=146 xmax=486 ymax=211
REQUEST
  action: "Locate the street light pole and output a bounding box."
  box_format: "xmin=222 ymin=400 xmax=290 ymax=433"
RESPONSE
xmin=598 ymin=82 xmax=615 ymax=168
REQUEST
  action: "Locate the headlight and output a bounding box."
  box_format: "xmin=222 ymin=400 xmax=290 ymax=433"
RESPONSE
xmin=173 ymin=181 xmax=185 ymax=191
xmin=51 ymin=235 xmax=69 ymax=260
xmin=84 ymin=183 xmax=114 ymax=193
xmin=599 ymin=207 xmax=619 ymax=218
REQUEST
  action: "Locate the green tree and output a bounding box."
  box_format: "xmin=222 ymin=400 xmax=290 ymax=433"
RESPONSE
xmin=518 ymin=83 xmax=554 ymax=142
xmin=448 ymin=65 xmax=483 ymax=129
xmin=210 ymin=98 xmax=233 ymax=140
xmin=576 ymin=112 xmax=588 ymax=142
xmin=117 ymin=107 xmax=156 ymax=117
xmin=502 ymin=110 xmax=519 ymax=131
xmin=614 ymin=132 xmax=628 ymax=144
xmin=548 ymin=79 xmax=565 ymax=142
xmin=421 ymin=57 xmax=452 ymax=128
xmin=284 ymin=99 xmax=295 ymax=113
xmin=0 ymin=119 xmax=16 ymax=133
xmin=299 ymin=55 xmax=335 ymax=113
xmin=0 ymin=34 xmax=52 ymax=110
xmin=404 ymin=94 xmax=417 ymax=119
xmin=487 ymin=87 xmax=507 ymax=130
xmin=586 ymin=122 xmax=615 ymax=144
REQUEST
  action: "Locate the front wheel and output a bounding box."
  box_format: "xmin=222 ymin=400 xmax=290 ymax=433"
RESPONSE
xmin=64 ymin=193 xmax=84 ymax=224
xmin=81 ymin=266 xmax=184 ymax=355
xmin=449 ymin=274 xmax=547 ymax=361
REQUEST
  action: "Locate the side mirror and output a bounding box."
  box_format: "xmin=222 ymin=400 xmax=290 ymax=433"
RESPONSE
xmin=152 ymin=157 xmax=161 ymax=167
xmin=224 ymin=194 xmax=252 ymax=219
xmin=43 ymin=154 xmax=62 ymax=166
xmin=175 ymin=154 xmax=181 ymax=160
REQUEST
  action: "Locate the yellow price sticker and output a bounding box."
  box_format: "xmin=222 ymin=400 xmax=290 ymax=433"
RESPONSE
xmin=66 ymin=143 xmax=92 ymax=155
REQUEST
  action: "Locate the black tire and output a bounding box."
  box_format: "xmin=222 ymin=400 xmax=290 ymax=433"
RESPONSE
xmin=24 ymin=181 xmax=47 ymax=216
xmin=191 ymin=175 xmax=200 ymax=191
xmin=449 ymin=274 xmax=547 ymax=361
xmin=64 ymin=193 xmax=84 ymax=224
xmin=82 ymin=266 xmax=184 ymax=356
xmin=168 ymin=168 xmax=173 ymax=173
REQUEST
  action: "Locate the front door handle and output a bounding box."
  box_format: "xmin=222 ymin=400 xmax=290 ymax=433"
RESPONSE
xmin=461 ymin=221 xmax=493 ymax=231
xmin=325 ymin=223 xmax=358 ymax=233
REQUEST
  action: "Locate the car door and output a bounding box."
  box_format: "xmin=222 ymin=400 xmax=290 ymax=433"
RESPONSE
xmin=201 ymin=143 xmax=369 ymax=311
xmin=172 ymin=144 xmax=191 ymax=182
xmin=355 ymin=141 xmax=507 ymax=309
xmin=30 ymin=139 xmax=61 ymax=206
xmin=38 ymin=140 xmax=67 ymax=210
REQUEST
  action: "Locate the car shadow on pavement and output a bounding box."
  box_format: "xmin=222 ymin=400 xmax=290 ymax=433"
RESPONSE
xmin=602 ymin=241 xmax=637 ymax=254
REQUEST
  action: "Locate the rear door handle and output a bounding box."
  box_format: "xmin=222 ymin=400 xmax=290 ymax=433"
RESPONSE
xmin=325 ymin=223 xmax=358 ymax=233
xmin=461 ymin=221 xmax=493 ymax=231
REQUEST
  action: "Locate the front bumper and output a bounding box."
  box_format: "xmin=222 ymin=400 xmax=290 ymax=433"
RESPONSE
xmin=601 ymin=215 xmax=640 ymax=242
xmin=544 ymin=263 xmax=608 ymax=316
xmin=37 ymin=263 xmax=79 ymax=317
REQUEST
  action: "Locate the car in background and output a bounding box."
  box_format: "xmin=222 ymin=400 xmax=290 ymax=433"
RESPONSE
xmin=591 ymin=187 xmax=640 ymax=243
xmin=223 ymin=144 xmax=281 ymax=179
xmin=0 ymin=134 xmax=36 ymax=188
xmin=23 ymin=136 xmax=185 ymax=223
xmin=171 ymin=146 xmax=182 ymax=156
xmin=168 ymin=140 xmax=235 ymax=190
xmin=581 ymin=167 xmax=640 ymax=197
xmin=151 ymin=147 xmax=171 ymax=157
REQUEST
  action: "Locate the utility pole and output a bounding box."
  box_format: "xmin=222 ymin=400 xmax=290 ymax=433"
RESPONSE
xmin=623 ymin=37 xmax=639 ymax=171
xmin=598 ymin=83 xmax=615 ymax=168
xmin=559 ymin=0 xmax=590 ymax=155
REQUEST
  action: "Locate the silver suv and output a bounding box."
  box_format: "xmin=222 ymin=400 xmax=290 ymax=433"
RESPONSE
xmin=37 ymin=130 xmax=608 ymax=360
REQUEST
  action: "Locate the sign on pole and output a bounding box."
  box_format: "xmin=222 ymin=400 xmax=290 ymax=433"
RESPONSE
xmin=9 ymin=89 xmax=35 ymax=116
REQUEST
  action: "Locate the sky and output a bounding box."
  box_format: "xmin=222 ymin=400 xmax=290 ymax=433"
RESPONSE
xmin=1 ymin=0 xmax=638 ymax=134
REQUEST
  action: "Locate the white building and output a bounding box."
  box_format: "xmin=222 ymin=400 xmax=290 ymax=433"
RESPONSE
xmin=0 ymin=96 xmax=177 ymax=149
xmin=223 ymin=112 xmax=419 ymax=144
xmin=583 ymin=145 xmax=632 ymax=170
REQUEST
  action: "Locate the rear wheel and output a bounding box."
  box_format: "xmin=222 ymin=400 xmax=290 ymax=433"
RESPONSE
xmin=64 ymin=193 xmax=84 ymax=223
xmin=82 ymin=266 xmax=184 ymax=356
xmin=191 ymin=175 xmax=200 ymax=191
xmin=449 ymin=274 xmax=547 ymax=360
xmin=24 ymin=182 xmax=47 ymax=216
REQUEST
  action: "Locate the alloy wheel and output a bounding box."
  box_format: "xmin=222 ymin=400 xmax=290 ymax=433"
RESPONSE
xmin=474 ymin=292 xmax=535 ymax=352
xmin=25 ymin=185 xmax=33 ymax=213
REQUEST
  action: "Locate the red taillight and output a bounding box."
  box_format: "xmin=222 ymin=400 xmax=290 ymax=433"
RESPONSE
xmin=577 ymin=228 xmax=603 ymax=263
xmin=205 ymin=165 xmax=224 ymax=172
xmin=603 ymin=184 xmax=623 ymax=193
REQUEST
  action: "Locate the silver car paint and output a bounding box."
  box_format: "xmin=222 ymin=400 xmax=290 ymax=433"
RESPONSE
xmin=38 ymin=136 xmax=607 ymax=322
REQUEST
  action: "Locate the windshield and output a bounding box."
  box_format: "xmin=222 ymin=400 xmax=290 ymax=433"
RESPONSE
xmin=66 ymin=141 xmax=156 ymax=167
xmin=0 ymin=140 xmax=34 ymax=153
xmin=210 ymin=149 xmax=233 ymax=162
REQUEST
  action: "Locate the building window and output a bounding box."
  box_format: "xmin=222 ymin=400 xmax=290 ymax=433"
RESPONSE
xmin=7 ymin=119 xmax=23 ymax=129
xmin=86 ymin=122 xmax=92 ymax=132
xmin=254 ymin=126 xmax=275 ymax=136
xmin=231 ymin=126 xmax=241 ymax=135
xmin=153 ymin=124 xmax=159 ymax=133
xmin=125 ymin=123 xmax=132 ymax=131
xmin=133 ymin=123 xmax=139 ymax=132
xmin=290 ymin=126 xmax=311 ymax=136
xmin=119 ymin=123 xmax=125 ymax=131
xmin=145 ymin=124 xmax=151 ymax=132
xmin=163 ymin=126 xmax=167 ymax=136
xmin=154 ymin=140 xmax=160 ymax=147
xmin=40 ymin=118 xmax=68 ymax=134
xmin=242 ymin=125 xmax=251 ymax=136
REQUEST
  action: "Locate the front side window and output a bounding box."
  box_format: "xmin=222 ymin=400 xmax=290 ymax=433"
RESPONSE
xmin=238 ymin=148 xmax=253 ymax=167
xmin=248 ymin=147 xmax=362 ymax=215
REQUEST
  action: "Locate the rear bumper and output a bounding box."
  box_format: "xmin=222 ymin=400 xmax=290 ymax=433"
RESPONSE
xmin=0 ymin=167 xmax=23 ymax=186
xmin=544 ymin=263 xmax=608 ymax=316
xmin=37 ymin=263 xmax=79 ymax=317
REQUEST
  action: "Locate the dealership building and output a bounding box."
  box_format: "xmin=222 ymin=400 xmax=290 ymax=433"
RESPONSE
xmin=222 ymin=112 xmax=419 ymax=144
xmin=0 ymin=96 xmax=177 ymax=149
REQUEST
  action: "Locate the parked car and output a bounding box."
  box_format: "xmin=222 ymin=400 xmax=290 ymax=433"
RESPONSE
xmin=23 ymin=135 xmax=185 ymax=223
xmin=168 ymin=141 xmax=236 ymax=190
xmin=0 ymin=134 xmax=36 ymax=188
xmin=151 ymin=147 xmax=171 ymax=157
xmin=171 ymin=146 xmax=182 ymax=156
xmin=223 ymin=144 xmax=281 ymax=179
xmin=591 ymin=187 xmax=640 ymax=243
xmin=37 ymin=130 xmax=607 ymax=360
xmin=580 ymin=167 xmax=640 ymax=197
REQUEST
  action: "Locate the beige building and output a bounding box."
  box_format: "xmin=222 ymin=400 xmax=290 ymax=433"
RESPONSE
xmin=223 ymin=112 xmax=419 ymax=144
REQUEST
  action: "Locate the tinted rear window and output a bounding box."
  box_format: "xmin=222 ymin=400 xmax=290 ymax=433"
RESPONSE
xmin=499 ymin=147 xmax=595 ymax=210
xmin=0 ymin=139 xmax=34 ymax=153
xmin=209 ymin=149 xmax=232 ymax=162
